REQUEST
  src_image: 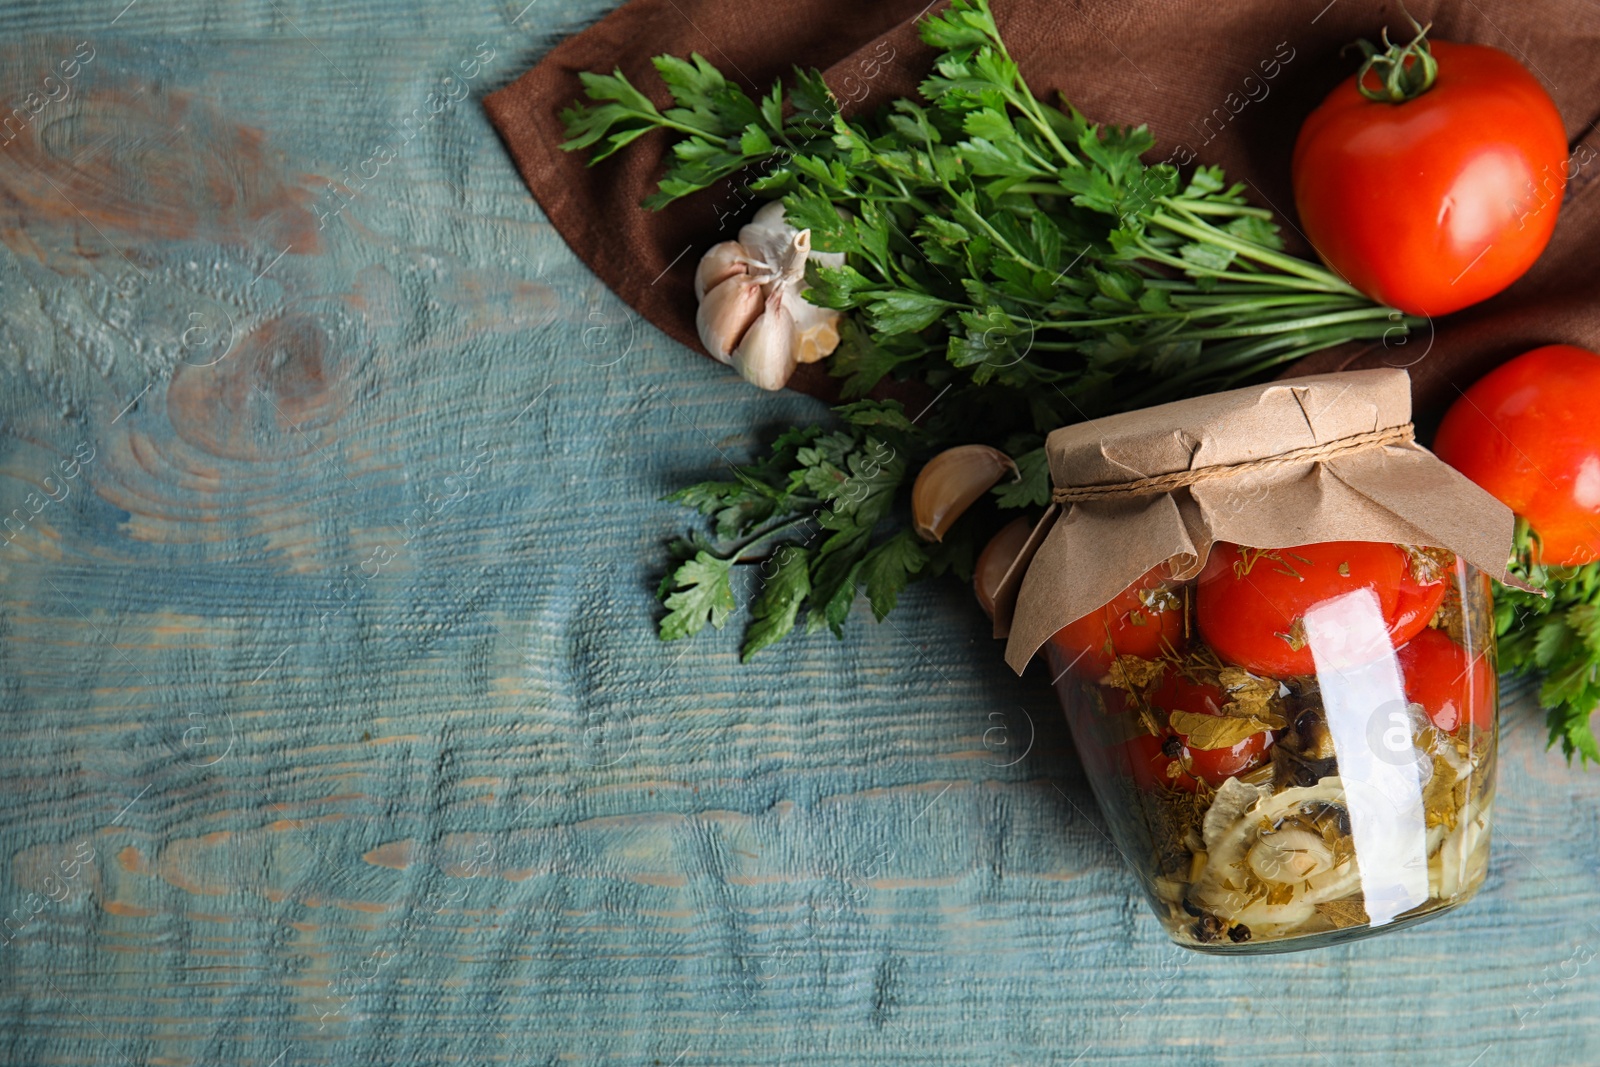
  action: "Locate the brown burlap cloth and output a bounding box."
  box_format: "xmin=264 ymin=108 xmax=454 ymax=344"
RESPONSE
xmin=483 ymin=0 xmax=1600 ymax=415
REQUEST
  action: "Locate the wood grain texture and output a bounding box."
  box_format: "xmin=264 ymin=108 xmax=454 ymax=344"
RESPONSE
xmin=0 ymin=4 xmax=1598 ymax=1066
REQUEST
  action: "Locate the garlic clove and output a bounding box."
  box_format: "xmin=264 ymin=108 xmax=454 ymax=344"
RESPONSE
xmin=974 ymin=516 xmax=1034 ymax=621
xmin=1247 ymin=828 xmax=1336 ymax=882
xmin=731 ymin=287 xmax=798 ymax=391
xmin=738 ymin=200 xmax=791 ymax=248
xmin=794 ymin=317 xmax=840 ymax=363
xmin=740 ymin=203 xmax=819 ymax=285
xmin=741 ymin=200 xmax=848 ymax=269
xmin=696 ymin=275 xmax=765 ymax=364
xmin=738 ymin=223 xmax=791 ymax=277
xmin=788 ymin=234 xmax=842 ymax=362
xmin=784 ymin=279 xmax=838 ymax=363
xmin=912 ymin=445 xmax=1019 ymax=543
xmin=694 ymin=240 xmax=751 ymax=301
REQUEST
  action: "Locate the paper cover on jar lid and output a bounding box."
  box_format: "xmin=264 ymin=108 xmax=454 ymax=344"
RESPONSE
xmin=993 ymin=368 xmax=1524 ymax=675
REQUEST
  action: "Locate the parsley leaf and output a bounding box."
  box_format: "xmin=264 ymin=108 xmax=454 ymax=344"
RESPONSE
xmin=859 ymin=530 xmax=929 ymax=619
xmin=659 ymin=551 xmax=737 ymax=641
xmin=743 ymin=545 xmax=813 ymax=660
xmin=993 ymin=446 xmax=1050 ymax=508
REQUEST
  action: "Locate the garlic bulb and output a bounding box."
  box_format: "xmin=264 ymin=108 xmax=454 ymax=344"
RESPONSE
xmin=693 ymin=203 xmax=844 ymax=390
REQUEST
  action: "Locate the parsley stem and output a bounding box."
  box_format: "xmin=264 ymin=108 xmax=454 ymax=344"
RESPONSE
xmin=1221 ymin=341 xmax=1358 ymax=379
xmin=994 ymin=297 xmax=1368 ymax=337
xmin=1005 ymin=136 xmax=1059 ymax=175
xmin=1007 ymin=182 xmax=1072 ymax=197
xmin=1010 ymin=91 xmax=1080 ymax=166
xmin=1167 ymin=305 xmax=1402 ymax=341
xmin=1006 ymin=185 xmax=1277 ymax=223
xmin=983 ymin=22 xmax=1082 ymax=167
xmin=853 ymin=172 xmax=938 ymax=216
xmin=1139 ymin=279 xmax=1331 ymax=293
xmin=1131 ymin=239 xmax=1360 ymax=294
xmin=1168 ymin=200 xmax=1276 ymax=220
xmin=728 ymin=512 xmax=824 ymax=563
xmin=628 ymin=109 xmax=714 ymax=141
xmin=1126 ymin=317 xmax=1421 ymax=403
xmin=1165 ymin=291 xmax=1359 ymax=307
xmin=950 ymin=194 xmax=1044 ymax=273
xmin=1148 ymin=204 xmax=1365 ymax=295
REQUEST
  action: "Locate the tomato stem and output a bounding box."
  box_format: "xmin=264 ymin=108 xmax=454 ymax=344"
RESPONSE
xmin=1353 ymin=17 xmax=1438 ymax=103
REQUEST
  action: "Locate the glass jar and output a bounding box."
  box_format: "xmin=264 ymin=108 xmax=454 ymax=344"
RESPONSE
xmin=1044 ymin=540 xmax=1496 ymax=953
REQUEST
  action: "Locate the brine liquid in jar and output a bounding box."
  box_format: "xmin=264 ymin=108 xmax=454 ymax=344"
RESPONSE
xmin=1045 ymin=541 xmax=1496 ymax=953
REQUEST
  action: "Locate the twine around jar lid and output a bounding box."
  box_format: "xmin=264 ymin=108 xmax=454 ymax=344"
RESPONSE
xmin=1050 ymin=423 xmax=1416 ymax=503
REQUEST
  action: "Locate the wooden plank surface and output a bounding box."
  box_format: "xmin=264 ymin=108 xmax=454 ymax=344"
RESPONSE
xmin=0 ymin=3 xmax=1598 ymax=1065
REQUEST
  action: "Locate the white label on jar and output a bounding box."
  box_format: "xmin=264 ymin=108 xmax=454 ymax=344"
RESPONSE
xmin=1303 ymin=587 xmax=1430 ymax=926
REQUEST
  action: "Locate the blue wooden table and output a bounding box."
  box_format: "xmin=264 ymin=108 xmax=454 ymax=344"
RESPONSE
xmin=1 ymin=2 xmax=1598 ymax=1064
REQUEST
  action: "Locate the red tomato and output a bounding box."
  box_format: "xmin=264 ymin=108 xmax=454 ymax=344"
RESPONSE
xmin=1048 ymin=565 xmax=1184 ymax=680
xmin=1127 ymin=672 xmax=1274 ymax=792
xmin=1128 ymin=733 xmax=1201 ymax=792
xmin=1292 ymin=39 xmax=1567 ymax=316
xmin=1397 ymin=627 xmax=1496 ymax=734
xmin=1184 ymin=730 xmax=1274 ymax=787
xmin=1434 ymin=345 xmax=1600 ymax=566
xmin=1389 ymin=554 xmax=1451 ymax=647
xmin=1125 ymin=723 xmax=1275 ymax=793
xmin=1150 ymin=672 xmax=1225 ymax=718
xmin=1196 ymin=542 xmax=1405 ymax=677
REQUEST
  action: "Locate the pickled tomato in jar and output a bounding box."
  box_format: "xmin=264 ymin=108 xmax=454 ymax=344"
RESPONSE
xmin=1044 ymin=541 xmax=1496 ymax=952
